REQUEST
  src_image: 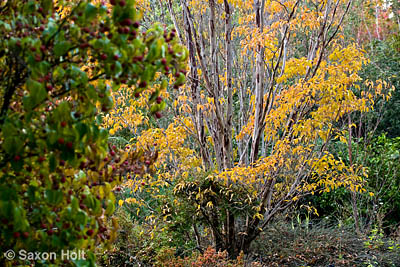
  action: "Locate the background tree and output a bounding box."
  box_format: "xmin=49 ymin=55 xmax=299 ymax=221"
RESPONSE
xmin=102 ymin=0 xmax=396 ymax=263
xmin=162 ymin=0 xmax=389 ymax=256
xmin=303 ymin=0 xmax=400 ymax=236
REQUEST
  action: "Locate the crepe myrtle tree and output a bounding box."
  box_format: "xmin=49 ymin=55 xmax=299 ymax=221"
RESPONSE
xmin=0 ymin=0 xmax=186 ymax=265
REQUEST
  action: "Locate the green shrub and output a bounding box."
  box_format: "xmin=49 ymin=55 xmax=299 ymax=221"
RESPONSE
xmin=0 ymin=0 xmax=186 ymax=265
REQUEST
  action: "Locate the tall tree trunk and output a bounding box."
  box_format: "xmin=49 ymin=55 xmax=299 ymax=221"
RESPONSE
xmin=182 ymin=2 xmax=213 ymax=168
xmin=223 ymin=0 xmax=236 ymax=257
xmin=250 ymin=0 xmax=265 ymax=164
xmin=348 ymin=114 xmax=361 ymax=235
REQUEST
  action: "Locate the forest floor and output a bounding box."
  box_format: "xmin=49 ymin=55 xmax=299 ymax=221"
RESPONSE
xmin=249 ymin=219 xmax=400 ymax=266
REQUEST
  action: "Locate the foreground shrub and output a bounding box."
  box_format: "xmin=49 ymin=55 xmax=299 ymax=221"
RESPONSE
xmin=0 ymin=0 xmax=186 ymax=265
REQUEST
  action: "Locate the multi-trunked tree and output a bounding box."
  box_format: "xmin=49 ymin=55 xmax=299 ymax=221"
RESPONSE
xmin=164 ymin=0 xmax=389 ymax=257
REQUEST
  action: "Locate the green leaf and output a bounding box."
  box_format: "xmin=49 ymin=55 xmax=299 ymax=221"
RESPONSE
xmin=1 ymin=120 xmax=16 ymax=137
xmin=92 ymin=39 xmax=108 ymax=50
xmin=0 ymin=200 xmax=12 ymax=218
xmin=23 ymin=1 xmax=36 ymax=14
xmin=53 ymin=101 xmax=71 ymax=122
xmin=146 ymin=42 xmax=159 ymax=62
xmin=38 ymin=61 xmax=51 ymax=75
xmin=0 ymin=20 xmax=11 ymax=31
xmin=24 ymin=79 xmax=48 ymax=110
xmin=113 ymin=61 xmax=122 ymax=76
xmin=3 ymin=135 xmax=23 ymax=155
xmin=150 ymin=102 xmax=165 ymax=113
xmin=27 ymin=186 xmax=37 ymax=202
xmin=160 ymin=79 xmax=168 ymax=90
xmin=112 ymin=82 xmax=121 ymax=92
xmin=75 ymin=123 xmax=89 ymax=139
xmin=73 ymin=259 xmax=91 ymax=267
xmin=105 ymin=199 xmax=115 ymax=215
xmin=75 ymin=210 xmax=87 ymax=225
xmin=148 ymin=90 xmax=160 ymax=104
xmin=84 ymin=4 xmax=97 ymax=20
xmin=179 ymin=48 xmax=189 ymax=61
xmin=71 ymin=197 xmax=79 ymax=212
xmin=175 ymin=73 xmax=186 ymax=85
xmin=54 ymin=41 xmax=71 ymax=57
xmin=12 ymin=206 xmax=24 ymax=230
xmin=45 ymin=189 xmax=63 ymax=205
xmin=150 ymin=104 xmax=159 ymax=113
xmin=53 ymin=66 xmax=65 ymax=80
xmin=142 ymin=65 xmax=155 ymax=81
xmin=23 ymin=96 xmax=34 ymax=111
xmin=159 ymin=101 xmax=166 ymax=110
xmin=41 ymin=0 xmax=53 ymax=14
xmin=51 ymin=235 xmax=62 ymax=247
xmin=71 ymin=66 xmax=88 ymax=83
xmin=49 ymin=153 xmax=57 ymax=172
xmin=10 ymin=158 xmax=23 ymax=171
xmin=99 ymin=128 xmax=108 ymax=140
